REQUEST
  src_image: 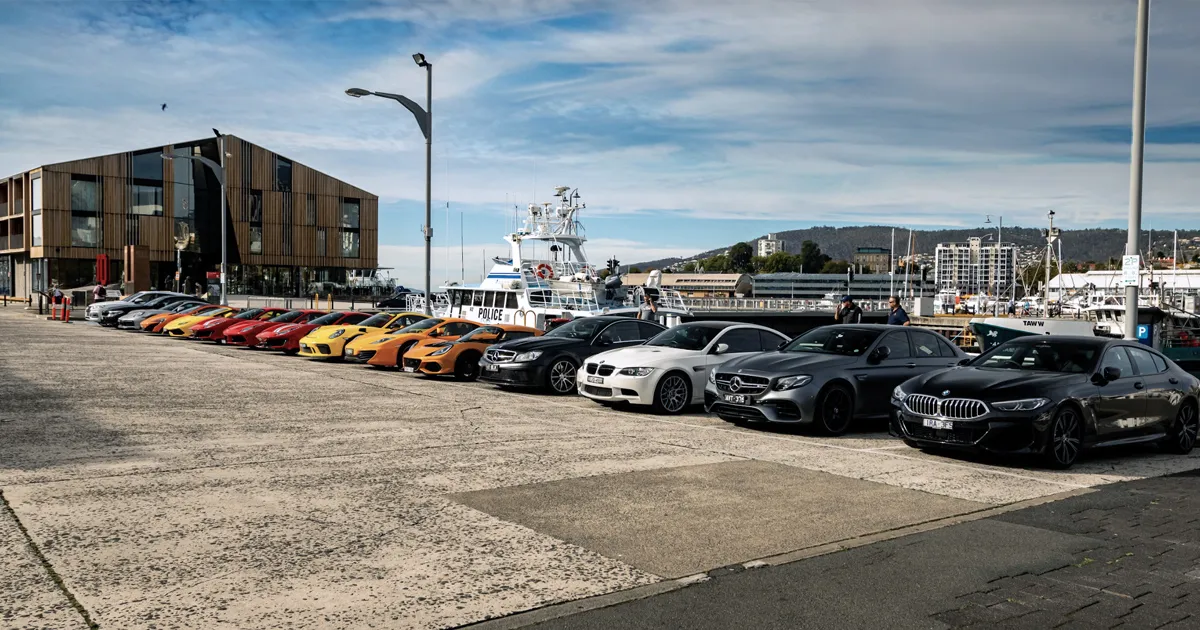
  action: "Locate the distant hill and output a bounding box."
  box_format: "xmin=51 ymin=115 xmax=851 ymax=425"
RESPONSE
xmin=632 ymin=226 xmax=1200 ymax=270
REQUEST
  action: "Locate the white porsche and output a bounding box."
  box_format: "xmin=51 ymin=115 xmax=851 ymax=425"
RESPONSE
xmin=577 ymin=321 xmax=789 ymax=414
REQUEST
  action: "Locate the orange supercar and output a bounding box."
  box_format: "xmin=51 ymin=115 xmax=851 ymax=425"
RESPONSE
xmin=364 ymin=317 xmax=481 ymax=368
xmin=142 ymin=304 xmax=228 ymax=333
xmin=402 ymin=324 xmax=542 ymax=380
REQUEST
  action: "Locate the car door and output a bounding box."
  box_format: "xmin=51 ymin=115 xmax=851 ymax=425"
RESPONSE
xmin=1128 ymin=347 xmax=1175 ymax=431
xmin=854 ymin=331 xmax=915 ymax=417
xmin=1092 ymin=346 xmax=1147 ymax=439
xmin=909 ymin=330 xmax=960 ymax=371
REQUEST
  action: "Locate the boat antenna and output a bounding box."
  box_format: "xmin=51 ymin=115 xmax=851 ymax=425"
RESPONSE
xmin=460 ymin=211 xmax=465 ymax=284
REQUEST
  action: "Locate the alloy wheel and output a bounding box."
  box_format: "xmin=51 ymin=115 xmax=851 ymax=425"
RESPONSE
xmin=549 ymin=360 xmax=577 ymax=394
xmin=657 ymin=375 xmax=690 ymax=414
xmin=1168 ymin=403 xmax=1198 ymax=454
xmin=820 ymin=388 xmax=853 ymax=435
xmin=1049 ymin=408 xmax=1082 ymax=467
xmin=456 ymin=355 xmax=480 ymax=381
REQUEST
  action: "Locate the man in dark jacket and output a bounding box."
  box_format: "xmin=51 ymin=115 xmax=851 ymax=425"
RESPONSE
xmin=834 ymin=296 xmax=863 ymax=323
xmin=887 ymin=295 xmax=911 ymax=326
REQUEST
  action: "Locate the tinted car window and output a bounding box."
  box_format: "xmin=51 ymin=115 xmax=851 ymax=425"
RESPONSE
xmin=975 ymin=340 xmax=1097 ymax=373
xmin=598 ymin=321 xmax=642 ymax=344
xmin=718 ymin=328 xmax=764 ymax=353
xmin=504 ymin=331 xmax=535 ymax=341
xmin=647 ymin=324 xmax=725 ymax=351
xmin=759 ymin=329 xmax=786 ymax=351
xmin=877 ymin=331 xmax=911 ymax=359
xmin=1128 ymin=348 xmax=1159 ymax=376
xmin=910 ymin=331 xmax=944 ymax=357
xmin=784 ymin=327 xmax=882 ymax=356
xmin=545 ymin=318 xmax=605 ymax=340
xmin=1151 ymin=352 xmax=1169 ymax=373
xmin=1100 ymin=346 xmax=1135 ymax=379
xmin=443 ymin=322 xmax=478 ymax=336
xmin=637 ymin=321 xmax=665 ymax=338
xmin=340 ymin=313 xmax=369 ymax=325
xmin=937 ymin=336 xmax=960 ymax=357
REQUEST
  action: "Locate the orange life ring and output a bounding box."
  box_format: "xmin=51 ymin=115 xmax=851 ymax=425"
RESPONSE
xmin=536 ymin=263 xmax=555 ymax=279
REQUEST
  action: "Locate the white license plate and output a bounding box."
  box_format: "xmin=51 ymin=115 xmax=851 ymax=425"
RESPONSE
xmin=485 ymin=364 xmax=499 ymax=372
xmin=587 ymin=376 xmax=604 ymax=384
xmin=723 ymin=394 xmax=747 ymax=404
xmin=922 ymin=418 xmax=954 ymax=430
xmin=402 ymin=366 xmax=416 ymax=373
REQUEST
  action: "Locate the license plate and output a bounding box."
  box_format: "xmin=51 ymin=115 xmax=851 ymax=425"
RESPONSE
xmin=723 ymin=394 xmax=747 ymax=404
xmin=485 ymin=364 xmax=498 ymax=372
xmin=587 ymin=376 xmax=604 ymax=384
xmin=402 ymin=366 xmax=416 ymax=373
xmin=923 ymin=418 xmax=954 ymax=430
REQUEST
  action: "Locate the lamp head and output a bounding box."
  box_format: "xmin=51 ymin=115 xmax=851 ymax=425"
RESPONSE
xmin=345 ymin=88 xmax=372 ymax=98
xmin=160 ymin=153 xmax=173 ymax=161
xmin=412 ymin=52 xmax=429 ymax=67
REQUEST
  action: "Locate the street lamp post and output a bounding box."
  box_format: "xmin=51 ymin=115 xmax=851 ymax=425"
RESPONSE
xmin=161 ymin=131 xmax=228 ymax=305
xmin=1124 ymin=0 xmax=1150 ymax=340
xmin=986 ymin=215 xmax=1003 ymax=315
xmin=346 ymin=52 xmax=434 ymax=314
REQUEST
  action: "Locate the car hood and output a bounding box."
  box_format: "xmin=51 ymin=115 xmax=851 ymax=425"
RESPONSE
xmin=908 ymin=367 xmax=1085 ymax=400
xmin=719 ymin=351 xmax=856 ymax=375
xmin=229 ymin=320 xmax=276 ymax=333
xmin=304 ymin=325 xmax=385 ymax=341
xmin=265 ymin=323 xmax=315 ymax=338
xmin=346 ymin=330 xmax=395 ymax=349
xmin=589 ymin=346 xmax=700 ymax=367
xmin=493 ymin=336 xmax=585 ymax=353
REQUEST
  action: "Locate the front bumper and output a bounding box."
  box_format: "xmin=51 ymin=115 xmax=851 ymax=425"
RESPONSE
xmin=576 ymin=372 xmax=655 ymax=406
xmin=342 ymin=347 xmax=377 ymax=363
xmin=299 ymin=340 xmax=341 ymax=358
xmin=402 ymin=355 xmax=451 ymax=375
xmin=702 ymin=384 xmax=813 ymax=424
xmin=890 ymin=404 xmax=1047 ymax=454
xmin=257 ymin=337 xmax=294 ymax=350
xmin=477 ymin=360 xmax=546 ymax=388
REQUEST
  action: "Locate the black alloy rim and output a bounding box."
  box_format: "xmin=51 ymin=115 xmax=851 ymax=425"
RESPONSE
xmin=460 ymin=357 xmax=479 ymax=380
xmin=1178 ymin=404 xmax=1198 ymax=451
xmin=1052 ymin=409 xmax=1081 ymax=465
xmin=823 ymin=389 xmax=851 ymax=433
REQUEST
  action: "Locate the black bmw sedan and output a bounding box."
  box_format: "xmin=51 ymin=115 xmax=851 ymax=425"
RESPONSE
xmin=892 ymin=336 xmax=1200 ymax=468
xmin=478 ymin=316 xmax=666 ymax=394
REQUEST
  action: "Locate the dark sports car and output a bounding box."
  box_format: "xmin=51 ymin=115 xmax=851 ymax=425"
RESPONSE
xmin=705 ymin=324 xmax=967 ymax=434
xmin=892 ymin=336 xmax=1200 ymax=468
xmin=477 ymin=316 xmax=666 ymax=394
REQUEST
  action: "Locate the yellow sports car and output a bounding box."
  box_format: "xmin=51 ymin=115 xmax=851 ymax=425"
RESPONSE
xmin=164 ymin=306 xmax=240 ymax=337
xmin=297 ymin=311 xmax=427 ymax=359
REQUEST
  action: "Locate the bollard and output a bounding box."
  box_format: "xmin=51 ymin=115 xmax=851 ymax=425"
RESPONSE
xmin=326 ymin=293 xmax=332 ymax=310
xmin=313 ymin=292 xmax=318 ymax=309
xmin=61 ymin=297 xmax=71 ymax=323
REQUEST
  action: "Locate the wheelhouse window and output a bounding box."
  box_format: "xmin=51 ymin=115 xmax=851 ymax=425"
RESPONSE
xmin=70 ymin=175 xmax=100 ymax=247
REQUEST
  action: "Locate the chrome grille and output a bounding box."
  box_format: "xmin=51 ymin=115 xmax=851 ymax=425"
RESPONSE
xmin=904 ymin=394 xmax=987 ymax=420
xmin=486 ymin=348 xmax=516 ymax=363
xmin=714 ymin=373 xmax=769 ymax=394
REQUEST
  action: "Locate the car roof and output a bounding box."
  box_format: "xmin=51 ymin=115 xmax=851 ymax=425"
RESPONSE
xmin=1004 ymin=335 xmax=1110 ymax=347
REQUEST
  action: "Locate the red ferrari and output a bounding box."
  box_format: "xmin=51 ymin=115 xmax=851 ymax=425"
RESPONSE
xmin=190 ymin=307 xmax=291 ymax=341
xmin=253 ymin=311 xmax=370 ymax=355
xmin=223 ymin=309 xmax=327 ymax=347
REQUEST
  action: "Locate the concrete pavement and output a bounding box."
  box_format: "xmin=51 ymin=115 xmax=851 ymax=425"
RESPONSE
xmin=1 ymin=307 xmax=1198 ymax=629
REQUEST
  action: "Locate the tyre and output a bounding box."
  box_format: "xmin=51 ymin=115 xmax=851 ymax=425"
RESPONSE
xmin=283 ymin=348 xmax=298 ymax=356
xmin=396 ymin=341 xmax=417 ymax=367
xmin=546 ymin=358 xmax=578 ymax=395
xmin=1164 ymin=402 xmax=1198 ymax=455
xmin=454 ymin=352 xmax=482 ymax=381
xmin=652 ymin=372 xmax=691 ymax=415
xmin=1041 ymin=405 xmax=1083 ymax=469
xmin=816 ymin=385 xmax=854 ymax=435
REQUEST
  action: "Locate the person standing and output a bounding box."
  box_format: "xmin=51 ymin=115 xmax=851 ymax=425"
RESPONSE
xmin=92 ymin=282 xmax=105 ymax=303
xmin=834 ymin=296 xmax=863 ymax=323
xmin=638 ymin=292 xmax=658 ymax=321
xmin=887 ymin=295 xmax=910 ymax=326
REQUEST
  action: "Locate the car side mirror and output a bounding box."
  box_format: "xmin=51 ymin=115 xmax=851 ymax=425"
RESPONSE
xmin=595 ymin=337 xmax=611 ymax=347
xmin=713 ymin=343 xmax=730 ymax=355
xmin=868 ymin=345 xmax=891 ymax=364
xmin=1094 ymin=366 xmax=1121 ymax=384
xmin=427 ymin=330 xmax=440 ymax=337
xmin=957 ymin=358 xmax=971 ymax=366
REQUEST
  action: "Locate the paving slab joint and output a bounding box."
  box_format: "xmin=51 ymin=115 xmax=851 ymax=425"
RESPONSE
xmin=0 ymin=488 xmax=99 ymax=629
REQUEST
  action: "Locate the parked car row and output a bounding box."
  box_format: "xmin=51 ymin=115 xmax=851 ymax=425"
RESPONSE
xmin=90 ymin=291 xmax=1199 ymax=469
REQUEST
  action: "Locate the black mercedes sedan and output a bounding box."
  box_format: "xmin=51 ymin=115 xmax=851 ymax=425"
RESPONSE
xmin=478 ymin=316 xmax=666 ymax=394
xmin=892 ymin=336 xmax=1200 ymax=468
xmin=705 ymin=324 xmax=968 ymax=434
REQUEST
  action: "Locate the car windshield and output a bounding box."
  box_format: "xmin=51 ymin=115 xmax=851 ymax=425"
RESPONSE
xmin=972 ymin=340 xmax=1099 ymax=373
xmin=172 ymin=303 xmax=198 ymax=312
xmin=646 ymin=324 xmax=725 ymax=351
xmin=232 ymin=308 xmax=264 ymax=320
xmin=783 ymin=327 xmax=881 ymax=356
xmin=309 ymin=312 xmax=348 ymax=326
xmin=270 ymin=310 xmax=305 ymax=323
xmin=358 ymin=313 xmax=393 ymax=328
xmin=545 ymin=318 xmax=605 ymax=340
xmin=459 ymin=326 xmax=505 ymax=342
xmin=396 ymin=318 xmax=443 ymax=333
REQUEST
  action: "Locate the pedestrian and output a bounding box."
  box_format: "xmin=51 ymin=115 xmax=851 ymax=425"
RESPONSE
xmin=638 ymin=292 xmax=658 ymax=321
xmin=886 ymin=295 xmax=910 ymax=326
xmin=92 ymin=282 xmax=105 ymax=303
xmin=1007 ymin=299 xmax=1015 ymax=315
xmin=51 ymin=282 xmax=63 ymax=304
xmin=834 ymin=296 xmax=863 ymax=323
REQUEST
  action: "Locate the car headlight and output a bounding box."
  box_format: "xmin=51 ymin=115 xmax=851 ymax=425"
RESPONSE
xmin=773 ymin=375 xmax=812 ymax=391
xmin=892 ymin=385 xmax=908 ymax=403
xmin=430 ymin=345 xmax=451 ymax=356
xmin=329 ymin=329 xmax=345 ymax=339
xmin=617 ymin=367 xmax=654 ymax=377
xmin=371 ymin=336 xmax=391 ymax=345
xmin=991 ymin=398 xmax=1049 ymax=412
xmin=343 ymin=347 xmax=354 ymax=355
xmin=514 ymin=350 xmax=543 ymax=362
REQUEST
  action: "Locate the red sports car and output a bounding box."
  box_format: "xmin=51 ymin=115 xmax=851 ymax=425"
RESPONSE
xmin=223 ymin=309 xmax=327 ymax=347
xmin=253 ymin=311 xmax=370 ymax=355
xmin=190 ymin=307 xmax=291 ymax=341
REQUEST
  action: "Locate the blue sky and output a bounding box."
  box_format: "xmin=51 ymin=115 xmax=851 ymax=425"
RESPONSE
xmin=2 ymin=0 xmax=1199 ymax=285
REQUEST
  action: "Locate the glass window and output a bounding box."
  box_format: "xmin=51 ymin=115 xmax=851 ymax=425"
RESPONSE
xmin=131 ymin=184 xmax=163 ymax=216
xmin=937 ymin=337 xmax=959 ymax=358
xmin=339 ymin=313 xmax=369 ymax=325
xmin=341 ymin=198 xmax=360 ymax=228
xmin=505 ymin=292 xmax=519 ymax=309
xmin=1151 ymin=353 xmax=1169 ymax=374
xmin=306 ymin=194 xmax=317 ymax=225
xmin=248 ymin=190 xmax=262 ymax=223
xmin=598 ymin=321 xmax=642 ymax=344
xmin=31 ymin=176 xmax=42 ymax=213
xmin=358 ymin=313 xmax=394 ymax=328
xmin=1100 ymin=346 xmax=1135 ymax=379
xmin=443 ymin=322 xmax=478 ymax=336
xmin=910 ymin=330 xmax=944 ymax=357
xmin=483 ymin=291 xmax=495 ymax=307
xmin=71 ymin=216 xmax=98 ymax=247
xmin=877 ymin=332 xmax=911 ymax=359
xmin=1129 ymin=348 xmax=1159 ymax=376
xmin=32 ymin=213 xmax=43 ymax=247
xmin=637 ymin=321 xmax=665 ymax=338
xmin=341 ymin=230 xmax=359 ymax=258
xmin=783 ymin=327 xmax=882 ymax=356
xmin=718 ymin=328 xmax=765 ymax=353
xmin=70 ymin=176 xmax=100 ymax=247
xmin=316 ymin=229 xmax=326 ymax=256
xmin=276 ymin=157 xmax=292 ymax=192
xmin=759 ymin=329 xmax=787 ymax=350
xmin=472 ymin=291 xmax=483 ymax=306
xmin=647 ymin=323 xmax=726 ymax=350
xmin=131 ymin=150 xmax=163 ymax=181
xmin=545 ymin=317 xmax=605 ymax=339
xmin=451 ymin=290 xmax=463 ymax=307
xmin=250 ymin=226 xmax=263 ymax=254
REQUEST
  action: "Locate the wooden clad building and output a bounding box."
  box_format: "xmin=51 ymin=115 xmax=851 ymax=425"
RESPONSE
xmin=0 ymin=135 xmax=378 ymax=297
